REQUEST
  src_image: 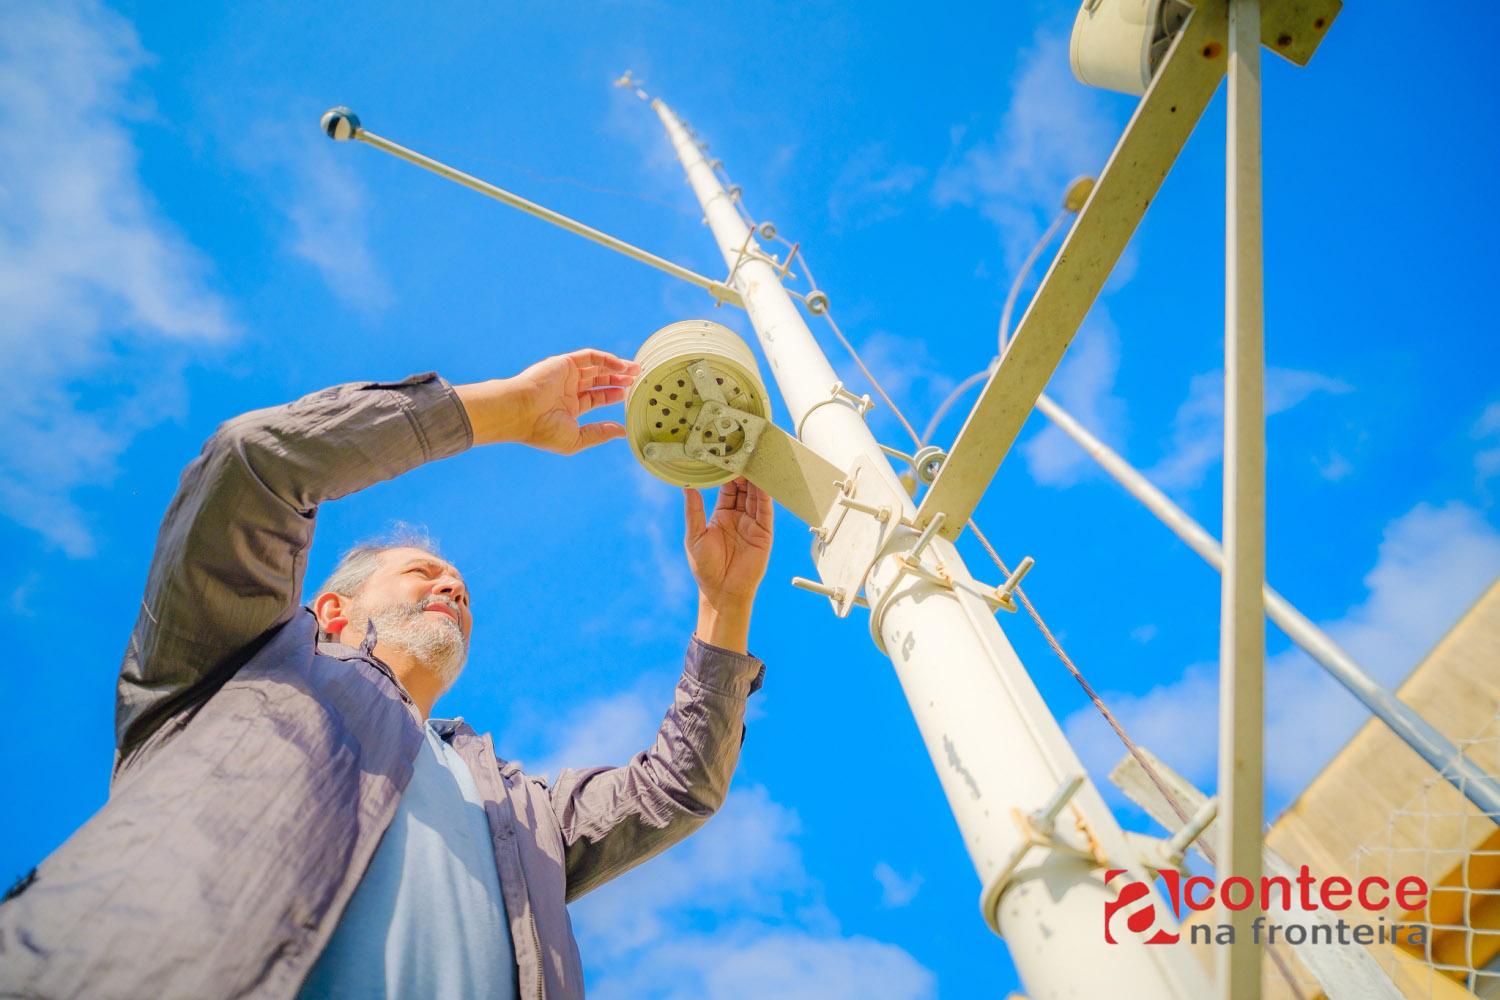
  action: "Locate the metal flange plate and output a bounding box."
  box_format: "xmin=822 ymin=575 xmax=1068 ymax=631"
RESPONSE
xmin=810 ymin=454 xmax=905 ymax=617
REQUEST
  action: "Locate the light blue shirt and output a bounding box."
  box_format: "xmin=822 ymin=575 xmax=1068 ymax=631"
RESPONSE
xmin=300 ymin=718 xmax=518 ymax=1000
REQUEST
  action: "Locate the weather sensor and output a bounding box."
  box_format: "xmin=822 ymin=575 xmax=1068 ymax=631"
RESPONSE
xmin=1070 ymin=0 xmax=1192 ymax=95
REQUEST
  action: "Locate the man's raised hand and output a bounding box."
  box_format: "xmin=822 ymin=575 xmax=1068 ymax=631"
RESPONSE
xmin=684 ymin=478 xmax=774 ymax=653
xmin=455 ymin=348 xmax=641 ymax=453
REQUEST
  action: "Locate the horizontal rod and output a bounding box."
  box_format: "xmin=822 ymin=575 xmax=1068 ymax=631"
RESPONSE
xmin=321 ymin=108 xmax=743 ymax=308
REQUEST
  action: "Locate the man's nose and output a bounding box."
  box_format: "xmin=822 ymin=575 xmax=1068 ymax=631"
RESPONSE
xmin=432 ymin=576 xmax=468 ymax=606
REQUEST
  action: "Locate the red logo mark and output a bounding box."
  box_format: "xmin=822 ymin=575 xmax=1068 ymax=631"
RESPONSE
xmin=1104 ymin=869 xmax=1180 ymax=945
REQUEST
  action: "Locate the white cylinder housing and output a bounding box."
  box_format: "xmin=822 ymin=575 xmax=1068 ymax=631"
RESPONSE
xmin=1069 ymin=0 xmax=1191 ymax=96
xmin=626 ymin=319 xmax=772 ymax=487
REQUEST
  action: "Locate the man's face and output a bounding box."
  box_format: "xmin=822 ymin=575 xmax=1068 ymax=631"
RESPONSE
xmin=333 ymin=547 xmax=473 ymax=688
xmin=352 ymin=547 xmax=473 ymax=643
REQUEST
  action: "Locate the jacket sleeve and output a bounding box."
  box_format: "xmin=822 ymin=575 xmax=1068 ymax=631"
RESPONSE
xmin=113 ymin=373 xmax=473 ymax=773
xmin=548 ymin=637 xmax=766 ymax=901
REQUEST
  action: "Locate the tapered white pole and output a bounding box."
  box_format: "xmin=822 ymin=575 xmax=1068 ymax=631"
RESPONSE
xmin=1221 ymin=0 xmax=1266 ymax=995
xmin=653 ymin=97 xmax=1212 ymax=1000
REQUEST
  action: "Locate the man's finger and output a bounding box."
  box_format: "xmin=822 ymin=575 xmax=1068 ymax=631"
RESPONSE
xmin=714 ymin=477 xmax=739 ymax=513
xmin=576 ymin=421 xmax=626 ymax=450
xmin=578 ymin=387 xmax=626 ymax=411
xmin=683 ymin=487 xmax=706 ymax=540
xmin=567 ymin=348 xmax=641 ymax=375
xmin=581 ymin=372 xmax=636 ymax=390
xmin=749 ymin=480 xmax=774 ymax=534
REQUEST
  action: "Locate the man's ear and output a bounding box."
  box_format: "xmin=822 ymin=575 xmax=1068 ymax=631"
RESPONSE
xmin=313 ymin=592 xmax=351 ymax=640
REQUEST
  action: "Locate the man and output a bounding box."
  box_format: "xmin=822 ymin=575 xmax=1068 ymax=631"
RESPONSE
xmin=0 ymin=348 xmax=774 ymax=999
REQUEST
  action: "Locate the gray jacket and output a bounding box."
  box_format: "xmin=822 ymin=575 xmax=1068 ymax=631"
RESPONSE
xmin=0 ymin=373 xmax=765 ymax=999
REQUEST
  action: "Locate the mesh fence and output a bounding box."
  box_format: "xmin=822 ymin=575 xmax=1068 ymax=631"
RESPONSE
xmin=1349 ymin=708 xmax=1500 ymax=998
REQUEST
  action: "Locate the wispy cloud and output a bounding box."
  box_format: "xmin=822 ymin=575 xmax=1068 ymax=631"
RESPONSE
xmin=873 ymin=861 xmax=924 ymax=909
xmin=0 ymin=0 xmax=233 ymax=555
xmin=934 ymin=28 xmax=1119 ymax=273
xmin=1021 ymin=311 xmax=1127 ymax=487
xmin=827 ymin=143 xmax=925 ymax=231
xmin=934 ymin=28 xmax=1133 ymax=483
xmin=530 ymin=687 xmax=935 ymax=999
xmin=1472 ymin=401 xmax=1500 ymax=493
xmin=236 ymin=121 xmax=389 ymax=311
xmin=1148 ymin=367 xmax=1353 ymax=493
xmin=1065 ymin=501 xmax=1500 ymax=807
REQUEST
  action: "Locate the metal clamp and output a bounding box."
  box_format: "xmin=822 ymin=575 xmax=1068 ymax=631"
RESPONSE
xmin=986 ymin=556 xmax=1035 ymax=613
xmin=796 ymin=381 xmax=874 ymax=440
xmin=877 ymin=443 xmax=947 ymax=487
xmin=913 ymin=444 xmax=947 ymax=485
xmin=723 ymin=229 xmax=786 ymax=289
xmin=978 ymin=774 xmax=1095 ymax=935
xmin=1160 ymin=796 xmax=1218 ymax=868
xmin=790 ymin=576 xmax=869 ymax=609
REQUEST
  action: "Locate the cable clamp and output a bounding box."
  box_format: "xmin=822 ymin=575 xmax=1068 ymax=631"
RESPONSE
xmin=977 ymin=774 xmax=1096 ymax=935
xmin=796 ymin=381 xmax=874 ymax=440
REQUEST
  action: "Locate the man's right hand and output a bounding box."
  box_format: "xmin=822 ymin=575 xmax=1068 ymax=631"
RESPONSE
xmin=455 ymin=348 xmax=641 ymax=454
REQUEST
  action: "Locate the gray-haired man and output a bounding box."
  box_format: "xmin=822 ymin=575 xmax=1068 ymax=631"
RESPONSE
xmin=0 ymin=348 xmax=774 ymax=999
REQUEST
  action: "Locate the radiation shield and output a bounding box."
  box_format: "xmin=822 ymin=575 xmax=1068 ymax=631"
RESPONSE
xmin=626 ymin=320 xmax=844 ymax=528
xmin=626 ymin=320 xmax=771 ymax=488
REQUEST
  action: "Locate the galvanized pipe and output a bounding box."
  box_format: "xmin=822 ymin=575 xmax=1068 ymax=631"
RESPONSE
xmin=320 ymin=108 xmax=744 ymax=308
xmin=1221 ymin=1 xmax=1268 ymax=992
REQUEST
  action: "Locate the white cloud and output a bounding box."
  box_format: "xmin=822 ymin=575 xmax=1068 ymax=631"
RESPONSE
xmin=934 ymin=30 xmax=1134 ymax=486
xmin=1316 ymin=450 xmax=1354 ymax=482
xmin=0 ymin=0 xmax=233 ymax=555
xmin=851 ymin=330 xmax=958 ymax=424
xmin=531 ymin=687 xmax=934 ymax=998
xmin=236 ymin=121 xmax=390 ymax=311
xmin=1065 ymin=501 xmax=1500 ymax=807
xmin=1148 ymin=367 xmax=1353 ymax=493
xmin=1131 ymin=624 xmax=1158 ymax=644
xmin=530 ymin=684 xmax=667 ymax=781
xmin=1472 ymin=401 xmax=1500 ymax=491
xmin=872 ymin=861 xmax=924 ymax=908
xmin=1021 ymin=311 xmax=1127 ymax=487
xmin=827 ymin=143 xmax=925 ymax=231
xmin=934 ymin=29 xmax=1119 ymax=273
xmin=589 ymin=928 xmax=936 ymax=1000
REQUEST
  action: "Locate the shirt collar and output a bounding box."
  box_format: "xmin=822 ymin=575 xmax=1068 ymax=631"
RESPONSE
xmin=427 ymin=716 xmax=465 ymax=741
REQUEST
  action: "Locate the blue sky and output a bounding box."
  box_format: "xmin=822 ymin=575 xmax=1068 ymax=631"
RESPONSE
xmin=3 ymin=1 xmax=1499 ymax=996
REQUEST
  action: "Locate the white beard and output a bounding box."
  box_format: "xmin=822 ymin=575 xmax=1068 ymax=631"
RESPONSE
xmin=363 ymin=599 xmax=469 ymax=689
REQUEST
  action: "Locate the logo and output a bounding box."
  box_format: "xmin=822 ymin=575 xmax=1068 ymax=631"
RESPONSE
xmin=1104 ymin=869 xmax=1179 ymax=944
xmin=1102 ymin=866 xmax=1431 ymax=947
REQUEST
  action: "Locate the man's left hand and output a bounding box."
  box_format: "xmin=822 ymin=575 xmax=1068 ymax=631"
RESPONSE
xmin=685 ymin=478 xmax=773 ymax=653
xmin=456 ymin=348 xmax=641 ymax=454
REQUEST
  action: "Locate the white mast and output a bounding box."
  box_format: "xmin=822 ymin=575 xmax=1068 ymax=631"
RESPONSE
xmin=652 ymin=97 xmax=1212 ymax=1000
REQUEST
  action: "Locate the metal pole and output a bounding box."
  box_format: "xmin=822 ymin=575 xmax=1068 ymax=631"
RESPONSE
xmin=319 ymin=108 xmax=744 ymax=308
xmin=1221 ymin=0 xmax=1266 ymax=995
xmin=1034 ymin=392 xmax=1500 ymax=817
xmin=653 ymin=97 xmax=1212 ymax=1000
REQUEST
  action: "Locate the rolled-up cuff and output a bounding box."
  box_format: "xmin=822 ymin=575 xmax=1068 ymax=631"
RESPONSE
xmin=684 ymin=635 xmax=766 ymax=698
xmin=371 ymin=372 xmax=474 ymax=460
